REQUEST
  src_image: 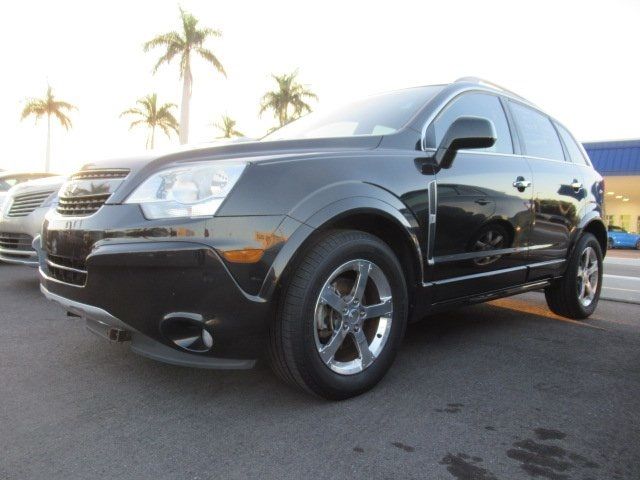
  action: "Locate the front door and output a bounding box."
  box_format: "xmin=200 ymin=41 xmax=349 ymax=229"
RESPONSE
xmin=423 ymin=92 xmax=534 ymax=302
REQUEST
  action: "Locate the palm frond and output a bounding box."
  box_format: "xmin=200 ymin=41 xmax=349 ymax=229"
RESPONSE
xmin=260 ymin=71 xmax=317 ymax=127
xmin=52 ymin=100 xmax=77 ymax=112
xmin=143 ymin=32 xmax=183 ymax=52
xmin=121 ymin=93 xmax=179 ymax=145
xmin=21 ymin=100 xmax=47 ymax=120
xmin=53 ymin=110 xmax=73 ymax=130
xmin=196 ymin=47 xmax=226 ymax=77
xmin=144 ymin=7 xmax=225 ymax=81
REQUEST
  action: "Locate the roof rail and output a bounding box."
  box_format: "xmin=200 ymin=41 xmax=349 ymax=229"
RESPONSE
xmin=454 ymin=76 xmax=534 ymax=105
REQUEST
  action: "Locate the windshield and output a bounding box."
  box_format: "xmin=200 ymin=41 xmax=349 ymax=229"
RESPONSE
xmin=262 ymin=86 xmax=442 ymax=141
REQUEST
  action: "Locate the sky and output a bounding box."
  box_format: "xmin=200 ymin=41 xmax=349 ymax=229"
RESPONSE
xmin=1 ymin=0 xmax=639 ymax=174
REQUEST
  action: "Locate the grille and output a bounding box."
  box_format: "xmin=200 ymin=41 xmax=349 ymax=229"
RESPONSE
xmin=71 ymin=169 xmax=130 ymax=180
xmin=0 ymin=232 xmax=34 ymax=252
xmin=7 ymin=191 xmax=54 ymax=217
xmin=46 ymin=254 xmax=87 ymax=286
xmin=57 ymin=193 xmax=112 ymax=216
xmin=56 ymin=168 xmax=130 ymax=217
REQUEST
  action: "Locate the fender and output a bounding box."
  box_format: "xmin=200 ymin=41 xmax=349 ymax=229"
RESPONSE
xmin=577 ymin=209 xmax=605 ymax=231
xmin=258 ymin=182 xmax=426 ymax=299
xmin=565 ymin=211 xmax=607 ymax=261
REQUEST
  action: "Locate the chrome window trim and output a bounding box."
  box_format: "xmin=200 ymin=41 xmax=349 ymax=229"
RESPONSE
xmin=420 ymin=85 xmax=576 ymax=166
xmin=420 ymin=86 xmax=535 ymax=152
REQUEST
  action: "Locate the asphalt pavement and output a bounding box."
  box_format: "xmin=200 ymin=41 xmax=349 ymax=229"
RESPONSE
xmin=1 ymin=262 xmax=639 ymax=480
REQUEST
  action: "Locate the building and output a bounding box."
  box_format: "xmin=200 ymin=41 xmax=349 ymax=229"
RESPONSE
xmin=583 ymin=139 xmax=640 ymax=233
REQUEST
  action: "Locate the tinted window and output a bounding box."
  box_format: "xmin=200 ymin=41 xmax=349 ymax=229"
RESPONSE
xmin=262 ymin=86 xmax=442 ymax=141
xmin=509 ymin=102 xmax=564 ymax=160
xmin=425 ymin=93 xmax=513 ymax=154
xmin=555 ymin=123 xmax=589 ymax=165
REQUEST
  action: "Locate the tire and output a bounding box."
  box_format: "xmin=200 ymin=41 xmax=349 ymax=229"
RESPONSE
xmin=268 ymin=229 xmax=408 ymax=400
xmin=607 ymin=237 xmax=614 ymax=250
xmin=544 ymin=233 xmax=603 ymax=319
xmin=636 ymin=239 xmax=640 ymax=250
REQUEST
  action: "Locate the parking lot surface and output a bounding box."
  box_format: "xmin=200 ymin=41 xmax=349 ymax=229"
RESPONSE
xmin=1 ymin=263 xmax=639 ymax=480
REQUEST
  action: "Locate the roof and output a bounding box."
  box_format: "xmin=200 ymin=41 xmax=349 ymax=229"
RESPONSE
xmin=583 ymin=139 xmax=640 ymax=175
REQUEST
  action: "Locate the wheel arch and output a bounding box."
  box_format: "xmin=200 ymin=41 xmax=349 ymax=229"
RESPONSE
xmin=259 ymin=197 xmax=425 ymax=318
xmin=581 ymin=217 xmax=607 ymax=256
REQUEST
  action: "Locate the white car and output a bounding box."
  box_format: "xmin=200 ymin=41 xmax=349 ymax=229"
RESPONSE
xmin=0 ymin=171 xmax=58 ymax=212
xmin=0 ymin=175 xmax=65 ymax=266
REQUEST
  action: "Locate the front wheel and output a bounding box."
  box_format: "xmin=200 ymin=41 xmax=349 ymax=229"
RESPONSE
xmin=607 ymin=237 xmax=614 ymax=250
xmin=636 ymin=239 xmax=640 ymax=250
xmin=544 ymin=233 xmax=603 ymax=319
xmin=268 ymin=230 xmax=408 ymax=400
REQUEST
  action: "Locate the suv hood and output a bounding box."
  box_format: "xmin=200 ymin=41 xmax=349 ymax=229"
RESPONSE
xmin=76 ymin=136 xmax=383 ymax=204
xmin=6 ymin=175 xmax=66 ymax=197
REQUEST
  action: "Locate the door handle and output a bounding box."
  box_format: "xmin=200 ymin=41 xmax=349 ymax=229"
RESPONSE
xmin=475 ymin=199 xmax=491 ymax=206
xmin=571 ymin=179 xmax=583 ymax=192
xmin=512 ymin=176 xmax=532 ymax=192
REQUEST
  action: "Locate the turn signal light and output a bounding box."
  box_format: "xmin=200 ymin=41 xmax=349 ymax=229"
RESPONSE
xmin=222 ymin=248 xmax=265 ymax=264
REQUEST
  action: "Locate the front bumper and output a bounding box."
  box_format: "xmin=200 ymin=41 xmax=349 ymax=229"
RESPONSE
xmin=39 ymin=205 xmax=302 ymax=366
xmin=40 ymin=284 xmax=255 ymax=369
xmin=0 ymin=206 xmax=50 ymax=266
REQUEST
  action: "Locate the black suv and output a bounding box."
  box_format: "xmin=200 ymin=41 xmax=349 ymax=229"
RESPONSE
xmin=39 ymin=78 xmax=606 ymax=399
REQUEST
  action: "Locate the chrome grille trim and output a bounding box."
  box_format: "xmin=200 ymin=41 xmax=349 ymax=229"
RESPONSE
xmin=71 ymin=169 xmax=130 ymax=180
xmin=56 ymin=168 xmax=130 ymax=217
xmin=46 ymin=253 xmax=87 ymax=286
xmin=57 ymin=193 xmax=112 ymax=216
xmin=0 ymin=232 xmax=34 ymax=251
xmin=7 ymin=190 xmax=54 ymax=217
xmin=46 ymin=258 xmax=87 ymax=275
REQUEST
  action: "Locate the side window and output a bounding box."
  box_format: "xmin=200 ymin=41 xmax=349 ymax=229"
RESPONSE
xmin=509 ymin=102 xmax=564 ymax=160
xmin=425 ymin=93 xmax=513 ymax=154
xmin=555 ymin=123 xmax=589 ymax=165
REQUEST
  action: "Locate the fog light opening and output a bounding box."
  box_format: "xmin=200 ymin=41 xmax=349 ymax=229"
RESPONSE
xmin=160 ymin=313 xmax=214 ymax=353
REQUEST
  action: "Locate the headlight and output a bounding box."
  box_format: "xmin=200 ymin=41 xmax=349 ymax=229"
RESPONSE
xmin=125 ymin=161 xmax=247 ymax=219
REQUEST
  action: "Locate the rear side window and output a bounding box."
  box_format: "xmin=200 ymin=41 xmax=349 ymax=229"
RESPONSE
xmin=425 ymin=92 xmax=513 ymax=154
xmin=555 ymin=123 xmax=589 ymax=165
xmin=509 ymin=102 xmax=564 ymax=160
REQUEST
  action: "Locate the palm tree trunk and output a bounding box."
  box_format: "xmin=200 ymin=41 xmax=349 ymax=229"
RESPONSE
xmin=45 ymin=112 xmax=51 ymax=172
xmin=179 ymin=63 xmax=192 ymax=144
xmin=150 ymin=126 xmax=156 ymax=149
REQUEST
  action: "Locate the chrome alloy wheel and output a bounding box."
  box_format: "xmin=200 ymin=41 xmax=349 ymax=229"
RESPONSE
xmin=577 ymin=246 xmax=599 ymax=307
xmin=313 ymin=259 xmax=393 ymax=375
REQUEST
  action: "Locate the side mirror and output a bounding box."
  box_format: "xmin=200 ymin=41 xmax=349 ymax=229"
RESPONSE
xmin=434 ymin=116 xmax=497 ymax=169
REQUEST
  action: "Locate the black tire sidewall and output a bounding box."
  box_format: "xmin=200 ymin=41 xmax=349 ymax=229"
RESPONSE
xmin=293 ymin=233 xmax=407 ymax=398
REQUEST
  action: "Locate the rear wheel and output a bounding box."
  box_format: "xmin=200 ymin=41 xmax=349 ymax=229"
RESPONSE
xmin=268 ymin=230 xmax=408 ymax=400
xmin=636 ymin=239 xmax=640 ymax=250
xmin=544 ymin=233 xmax=603 ymax=319
xmin=607 ymin=237 xmax=614 ymax=249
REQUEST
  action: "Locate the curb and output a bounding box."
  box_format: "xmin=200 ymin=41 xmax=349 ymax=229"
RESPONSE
xmin=600 ymin=295 xmax=640 ymax=306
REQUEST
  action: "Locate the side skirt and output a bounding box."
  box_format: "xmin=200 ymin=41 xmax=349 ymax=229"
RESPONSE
xmin=410 ymin=279 xmax=553 ymax=320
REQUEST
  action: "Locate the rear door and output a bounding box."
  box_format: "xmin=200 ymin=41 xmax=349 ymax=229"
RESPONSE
xmin=425 ymin=92 xmax=534 ymax=302
xmin=507 ymin=101 xmax=585 ymax=280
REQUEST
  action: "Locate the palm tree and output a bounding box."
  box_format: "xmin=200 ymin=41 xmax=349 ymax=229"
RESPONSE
xmin=20 ymin=86 xmax=76 ymax=172
xmin=214 ymin=114 xmax=244 ymax=138
xmin=144 ymin=7 xmax=226 ymax=144
xmin=120 ymin=93 xmax=179 ymax=149
xmin=259 ymin=71 xmax=318 ymax=128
